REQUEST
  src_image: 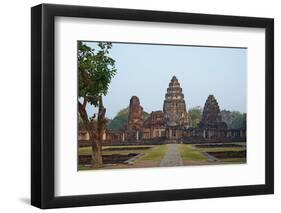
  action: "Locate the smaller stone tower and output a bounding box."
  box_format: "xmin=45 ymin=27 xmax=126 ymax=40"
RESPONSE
xmin=127 ymin=96 xmax=144 ymax=141
xmin=199 ymin=95 xmax=227 ymax=129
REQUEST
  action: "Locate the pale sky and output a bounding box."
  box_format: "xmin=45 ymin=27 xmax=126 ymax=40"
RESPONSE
xmin=81 ymin=41 xmax=247 ymax=119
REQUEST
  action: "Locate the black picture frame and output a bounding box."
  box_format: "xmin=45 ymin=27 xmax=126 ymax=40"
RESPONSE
xmin=31 ymin=3 xmax=274 ymax=209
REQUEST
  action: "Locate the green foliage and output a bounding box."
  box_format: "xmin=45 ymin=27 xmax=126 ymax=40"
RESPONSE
xmin=107 ymin=107 xmax=150 ymax=131
xmin=78 ymin=41 xmax=117 ymax=107
xmin=188 ymin=106 xmax=202 ymax=128
xmin=107 ymin=107 xmax=129 ymax=130
xmin=143 ymin=111 xmax=150 ymax=120
xmin=220 ymin=110 xmax=246 ymax=129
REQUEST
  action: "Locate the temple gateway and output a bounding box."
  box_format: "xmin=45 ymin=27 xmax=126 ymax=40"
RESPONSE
xmin=79 ymin=76 xmax=246 ymax=145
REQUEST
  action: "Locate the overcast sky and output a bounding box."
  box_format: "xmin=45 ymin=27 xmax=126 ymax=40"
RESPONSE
xmin=82 ymin=41 xmax=247 ymax=119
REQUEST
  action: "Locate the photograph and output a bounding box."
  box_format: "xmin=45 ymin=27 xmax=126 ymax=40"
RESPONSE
xmin=29 ymin=2 xmax=274 ymax=209
xmin=78 ymin=41 xmax=247 ymax=170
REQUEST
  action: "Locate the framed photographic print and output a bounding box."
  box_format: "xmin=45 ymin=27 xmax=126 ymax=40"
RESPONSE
xmin=31 ymin=3 xmax=274 ymax=209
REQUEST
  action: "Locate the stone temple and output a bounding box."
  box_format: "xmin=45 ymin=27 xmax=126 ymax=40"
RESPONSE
xmin=79 ymin=76 xmax=246 ymax=144
xmin=199 ymin=95 xmax=227 ymax=129
xmin=163 ymin=76 xmax=191 ymax=127
xmin=127 ymin=96 xmax=144 ymax=141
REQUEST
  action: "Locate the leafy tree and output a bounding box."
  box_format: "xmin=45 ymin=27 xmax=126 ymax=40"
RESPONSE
xmin=231 ymin=112 xmax=246 ymax=129
xmin=144 ymin=111 xmax=150 ymax=120
xmin=188 ymin=106 xmax=202 ymax=128
xmin=78 ymin=41 xmax=116 ymax=168
xmin=220 ymin=110 xmax=246 ymax=129
xmin=107 ymin=107 xmax=129 ymax=131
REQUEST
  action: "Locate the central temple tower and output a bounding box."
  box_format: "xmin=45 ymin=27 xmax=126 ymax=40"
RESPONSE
xmin=163 ymin=76 xmax=191 ymax=128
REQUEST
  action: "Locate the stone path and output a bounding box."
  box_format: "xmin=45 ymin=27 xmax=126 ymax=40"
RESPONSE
xmin=160 ymin=144 xmax=183 ymax=167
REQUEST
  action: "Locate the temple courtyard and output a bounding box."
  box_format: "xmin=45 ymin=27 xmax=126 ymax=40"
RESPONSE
xmin=78 ymin=142 xmax=246 ymax=170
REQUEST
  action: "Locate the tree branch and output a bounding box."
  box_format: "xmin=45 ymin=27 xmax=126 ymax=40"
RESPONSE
xmin=78 ymin=100 xmax=89 ymax=124
xmin=98 ymin=95 xmax=106 ymax=119
xmin=83 ymin=97 xmax=87 ymax=108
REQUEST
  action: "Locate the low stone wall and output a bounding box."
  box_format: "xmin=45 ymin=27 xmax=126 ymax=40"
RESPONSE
xmin=79 ymin=153 xmax=139 ymax=165
xmin=79 ymin=140 xmax=92 ymax=147
xmin=195 ymin=143 xmax=245 ymax=148
xmin=78 ymin=139 xmax=160 ymax=147
xmin=207 ymin=150 xmax=246 ymax=159
xmin=182 ymin=136 xmax=246 ymax=144
xmin=103 ymin=147 xmax=151 ymax=151
xmin=79 ymin=136 xmax=246 ymax=147
xmin=101 ymin=138 xmax=166 ymax=146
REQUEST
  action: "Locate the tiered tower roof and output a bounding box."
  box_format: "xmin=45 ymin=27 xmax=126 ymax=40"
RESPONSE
xmin=165 ymin=76 xmax=184 ymax=101
xmin=199 ymin=95 xmax=227 ymax=129
xmin=163 ymin=76 xmax=191 ymax=127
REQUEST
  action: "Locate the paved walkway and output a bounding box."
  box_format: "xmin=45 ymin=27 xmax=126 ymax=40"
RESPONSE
xmin=160 ymin=144 xmax=183 ymax=167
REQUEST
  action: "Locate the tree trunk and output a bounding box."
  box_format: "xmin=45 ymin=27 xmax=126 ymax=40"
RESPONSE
xmin=93 ymin=95 xmax=106 ymax=168
xmin=78 ymin=100 xmax=103 ymax=168
xmin=91 ymin=131 xmax=103 ymax=168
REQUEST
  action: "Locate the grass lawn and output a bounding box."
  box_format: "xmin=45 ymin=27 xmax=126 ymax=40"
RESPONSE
xmin=137 ymin=144 xmax=169 ymax=161
xmin=79 ymin=145 xmax=154 ymax=156
xmin=78 ymin=165 xmax=92 ymax=170
xmin=78 ymin=143 xmax=247 ymax=170
xmin=78 ymin=145 xmax=169 ymax=170
xmin=132 ymin=144 xmax=168 ymax=168
xmin=179 ymin=144 xmax=208 ymax=162
xmin=179 ymin=143 xmax=246 ymax=166
xmin=195 ymin=142 xmax=246 ymax=158
xmin=232 ymin=142 xmax=247 ymax=145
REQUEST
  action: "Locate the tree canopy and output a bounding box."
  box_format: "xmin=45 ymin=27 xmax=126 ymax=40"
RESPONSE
xmin=188 ymin=106 xmax=202 ymax=128
xmin=78 ymin=41 xmax=117 ymax=107
xmin=78 ymin=41 xmax=117 ymax=168
xmin=220 ymin=110 xmax=246 ymax=129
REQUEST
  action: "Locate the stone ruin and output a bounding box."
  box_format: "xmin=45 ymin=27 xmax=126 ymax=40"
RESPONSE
xmin=199 ymin=95 xmax=227 ymax=129
xmin=126 ymin=96 xmax=144 ymax=141
xmin=80 ymin=76 xmax=246 ymax=145
xmin=163 ymin=76 xmax=191 ymax=127
xmin=144 ymin=111 xmax=165 ymax=128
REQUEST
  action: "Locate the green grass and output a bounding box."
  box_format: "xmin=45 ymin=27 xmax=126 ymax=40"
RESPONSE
xmin=103 ymin=145 xmax=154 ymax=149
xmin=179 ymin=144 xmax=208 ymax=161
xmin=78 ymin=143 xmax=247 ymax=169
xmin=78 ymin=145 xmax=154 ymax=156
xmin=78 ymin=165 xmax=92 ymax=170
xmin=138 ymin=145 xmax=169 ymax=161
xmin=79 ymin=145 xmax=169 ymax=169
xmin=194 ymin=142 xmax=246 ymax=152
xmin=179 ymin=144 xmax=246 ymax=163
xmin=196 ymin=147 xmax=245 ymax=152
xmin=79 ymin=147 xmax=92 ymax=155
xmin=232 ymin=142 xmax=247 ymax=146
